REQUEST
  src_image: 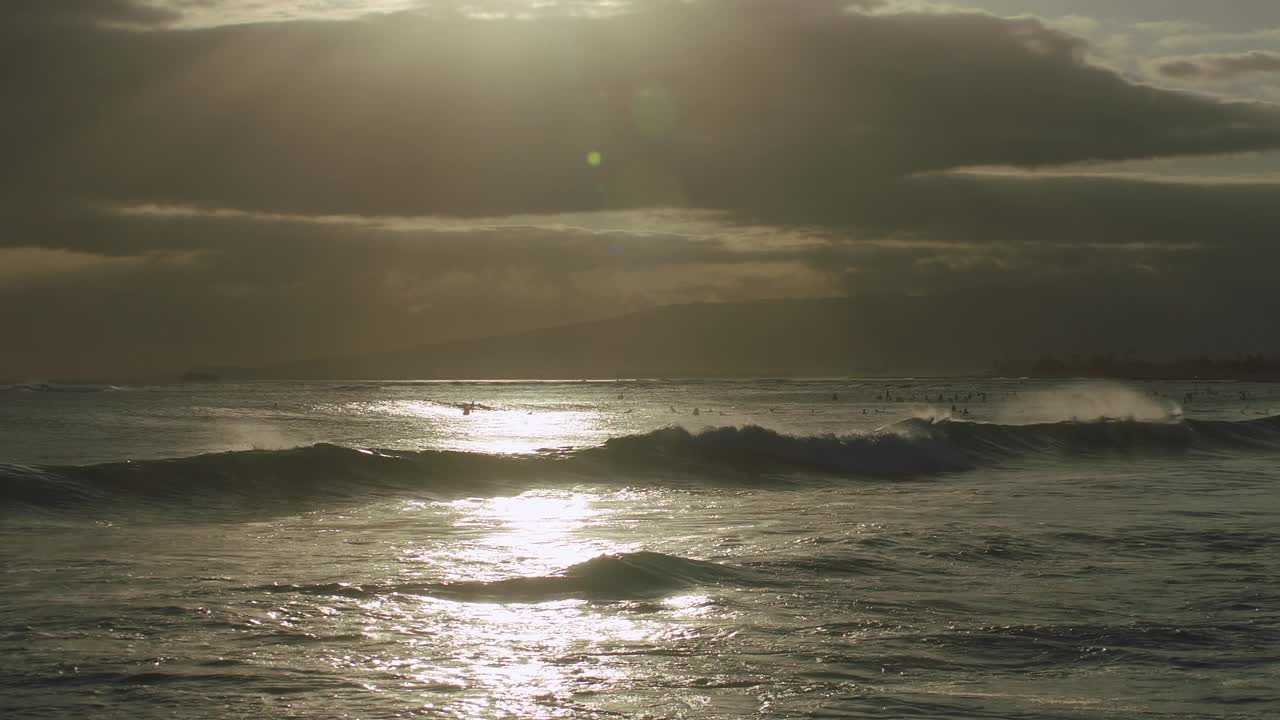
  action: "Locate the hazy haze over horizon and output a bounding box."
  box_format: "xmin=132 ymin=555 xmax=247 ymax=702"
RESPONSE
xmin=4 ymin=0 xmax=1280 ymax=379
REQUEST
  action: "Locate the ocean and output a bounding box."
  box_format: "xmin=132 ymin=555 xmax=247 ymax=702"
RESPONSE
xmin=2 ymin=378 xmax=1277 ymax=719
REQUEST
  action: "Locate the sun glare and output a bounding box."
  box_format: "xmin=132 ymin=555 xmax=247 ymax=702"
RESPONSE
xmin=362 ymin=491 xmax=654 ymax=714
xmin=443 ymin=491 xmax=625 ymax=579
xmin=368 ymin=595 xmax=660 ymax=715
xmin=458 ymin=408 xmax=600 ymax=455
xmin=347 ymin=398 xmax=606 ymax=455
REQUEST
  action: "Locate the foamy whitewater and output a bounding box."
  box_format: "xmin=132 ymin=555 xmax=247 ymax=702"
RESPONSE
xmin=2 ymin=379 xmax=1277 ymax=718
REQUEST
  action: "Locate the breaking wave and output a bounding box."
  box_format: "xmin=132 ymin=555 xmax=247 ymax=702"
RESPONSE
xmin=4 ymin=415 xmax=1280 ymax=512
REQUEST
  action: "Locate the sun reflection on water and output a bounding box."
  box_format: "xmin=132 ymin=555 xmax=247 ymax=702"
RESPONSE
xmin=454 ymin=407 xmax=603 ymax=455
xmin=348 ymin=398 xmax=611 ymax=455
xmin=360 ymin=595 xmax=680 ymax=717
xmin=441 ymin=490 xmax=627 ymax=579
xmin=348 ymin=489 xmax=700 ymax=716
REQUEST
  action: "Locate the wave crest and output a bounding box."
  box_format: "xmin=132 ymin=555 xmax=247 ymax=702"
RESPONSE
xmin=245 ymin=552 xmax=743 ymax=602
xmin=5 ymin=416 xmax=1280 ymax=512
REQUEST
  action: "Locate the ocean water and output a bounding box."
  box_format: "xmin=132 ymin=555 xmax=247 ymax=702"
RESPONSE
xmin=2 ymin=378 xmax=1278 ymax=719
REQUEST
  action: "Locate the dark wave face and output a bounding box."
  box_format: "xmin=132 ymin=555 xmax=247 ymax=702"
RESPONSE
xmin=0 ymin=444 xmax=543 ymax=513
xmin=5 ymin=415 xmax=1280 ymax=513
xmin=245 ymin=552 xmax=750 ymax=603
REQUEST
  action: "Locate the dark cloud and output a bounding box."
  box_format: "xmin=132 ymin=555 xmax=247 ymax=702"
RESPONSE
xmin=0 ymin=203 xmax=836 ymax=376
xmin=9 ymin=0 xmax=178 ymax=28
xmin=5 ymin=0 xmax=1280 ymax=378
xmin=3 ymin=1 xmax=1280 ymax=221
xmin=973 ymin=0 xmax=1280 ymax=33
xmin=1156 ymin=51 xmax=1280 ymax=82
xmin=4 ymin=171 xmax=1280 ymax=378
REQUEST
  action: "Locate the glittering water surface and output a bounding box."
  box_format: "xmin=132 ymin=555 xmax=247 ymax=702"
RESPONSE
xmin=2 ymin=379 xmax=1278 ymax=718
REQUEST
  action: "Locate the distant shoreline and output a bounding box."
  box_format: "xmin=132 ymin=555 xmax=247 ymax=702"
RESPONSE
xmin=989 ymin=356 xmax=1280 ymax=383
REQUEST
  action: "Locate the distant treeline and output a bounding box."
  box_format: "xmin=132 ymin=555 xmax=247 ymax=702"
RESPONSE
xmin=992 ymin=353 xmax=1280 ymax=380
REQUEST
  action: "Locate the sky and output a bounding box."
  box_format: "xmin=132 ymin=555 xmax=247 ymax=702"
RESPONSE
xmin=3 ymin=0 xmax=1280 ymax=379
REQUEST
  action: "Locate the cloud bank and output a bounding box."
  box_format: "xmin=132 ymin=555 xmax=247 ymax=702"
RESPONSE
xmin=1155 ymin=51 xmax=1280 ymax=82
xmin=5 ymin=0 xmax=1280 ymax=220
xmin=3 ymin=0 xmax=1280 ymax=378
